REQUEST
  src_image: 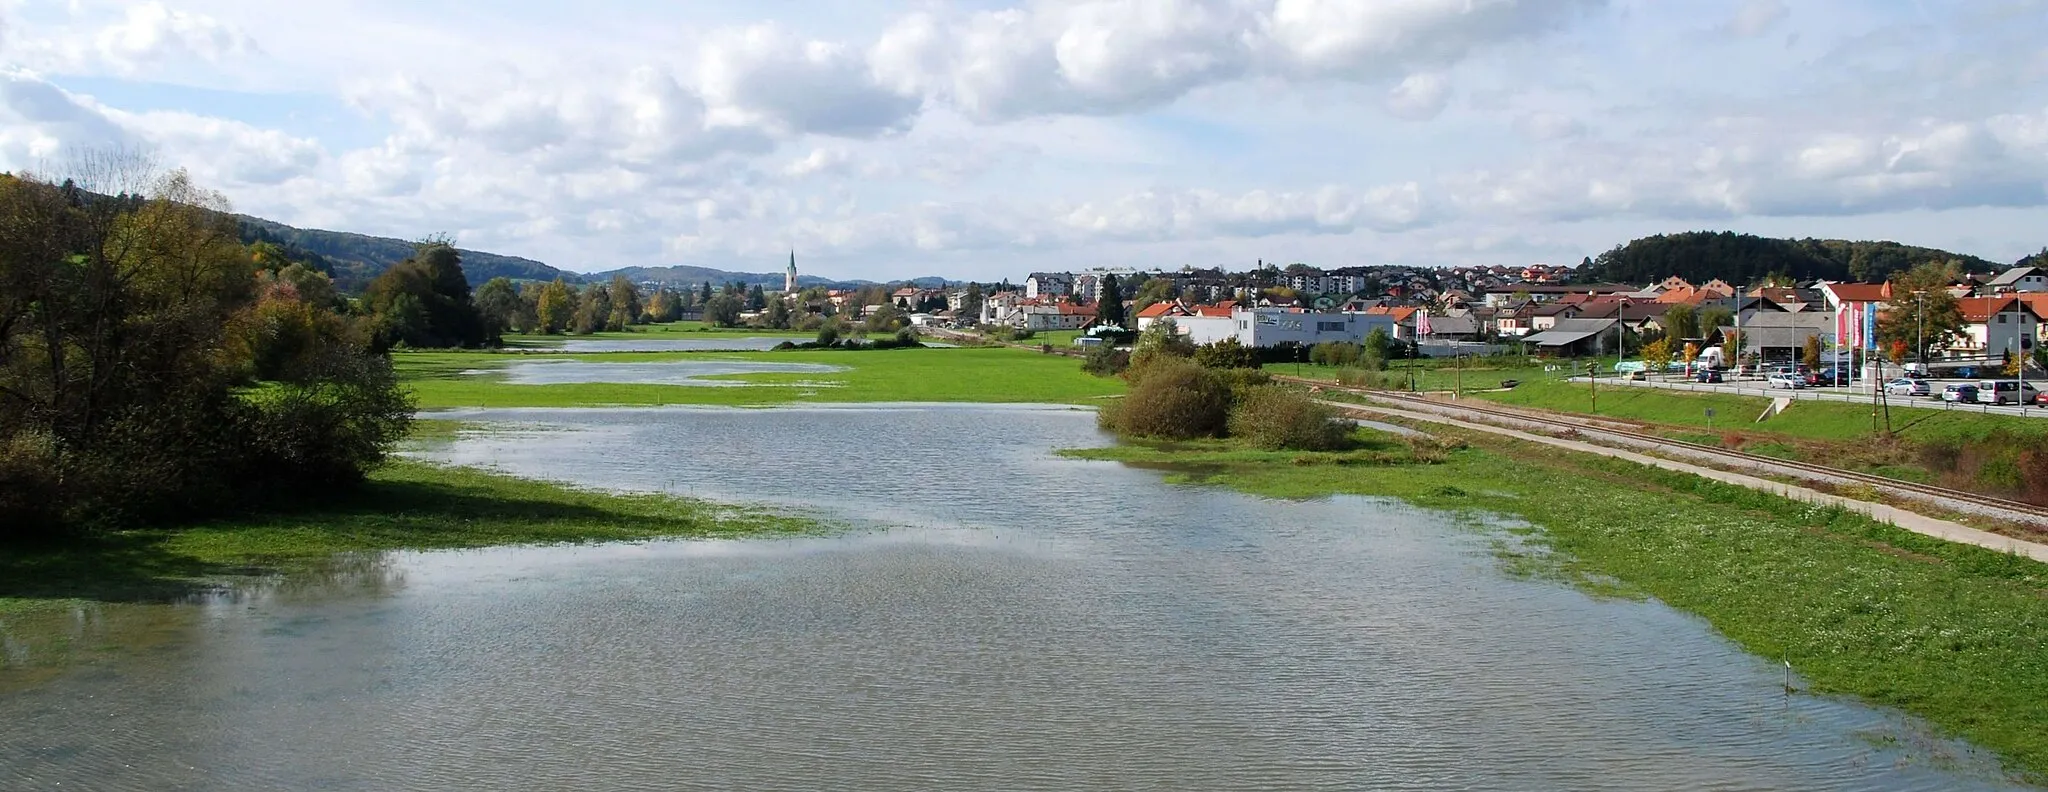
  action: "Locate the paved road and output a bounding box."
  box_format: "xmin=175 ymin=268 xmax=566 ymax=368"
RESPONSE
xmin=1571 ymin=375 xmax=2048 ymax=419
xmin=1323 ymin=396 xmax=2048 ymax=563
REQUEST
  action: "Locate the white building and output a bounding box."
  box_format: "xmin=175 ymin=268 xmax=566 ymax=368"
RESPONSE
xmin=1025 ymin=272 xmax=1072 ymax=299
xmin=1177 ymin=307 xmax=1399 ymax=348
xmin=1987 ymin=266 xmax=2048 ymax=293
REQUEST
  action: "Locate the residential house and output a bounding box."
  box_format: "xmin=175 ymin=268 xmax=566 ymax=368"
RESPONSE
xmin=1951 ymin=296 xmax=2043 ymax=357
xmin=1020 ymin=301 xmax=1097 ymax=331
xmin=1133 ymin=301 xmax=1189 ymax=331
xmin=1986 ymin=266 xmax=2048 ymax=294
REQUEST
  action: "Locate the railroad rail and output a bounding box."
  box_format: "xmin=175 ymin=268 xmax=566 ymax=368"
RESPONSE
xmin=1278 ymin=376 xmax=2048 ymax=526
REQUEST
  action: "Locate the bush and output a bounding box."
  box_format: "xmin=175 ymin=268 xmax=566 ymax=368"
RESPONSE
xmin=1337 ymin=368 xmax=1389 ymax=388
xmin=1081 ymin=343 xmax=1130 ymax=377
xmin=1195 ymin=337 xmax=1261 ymax=369
xmin=1227 ymin=386 xmax=1351 ymax=451
xmin=1098 ymin=357 xmax=1232 ymax=440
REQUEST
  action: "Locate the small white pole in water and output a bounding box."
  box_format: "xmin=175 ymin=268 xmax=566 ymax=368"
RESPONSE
xmin=1783 ymin=653 xmax=1792 ymax=709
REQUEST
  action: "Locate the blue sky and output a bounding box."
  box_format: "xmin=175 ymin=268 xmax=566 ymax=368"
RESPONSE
xmin=1 ymin=0 xmax=2044 ymax=281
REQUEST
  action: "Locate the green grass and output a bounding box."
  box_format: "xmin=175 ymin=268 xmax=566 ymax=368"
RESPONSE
xmin=0 ymin=459 xmax=812 ymax=615
xmin=395 ymin=346 xmax=1126 ymax=408
xmin=1076 ymin=427 xmax=2048 ymax=783
xmin=504 ymin=321 xmax=815 ymax=346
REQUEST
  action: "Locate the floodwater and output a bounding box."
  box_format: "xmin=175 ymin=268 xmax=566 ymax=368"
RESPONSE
xmin=544 ymin=336 xmax=796 ymax=352
xmin=1 ymin=403 xmax=2036 ymax=791
xmin=495 ymin=358 xmax=842 ymax=387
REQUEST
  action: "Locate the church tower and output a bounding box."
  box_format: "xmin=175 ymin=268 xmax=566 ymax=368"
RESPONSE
xmin=785 ymin=250 xmax=797 ymax=294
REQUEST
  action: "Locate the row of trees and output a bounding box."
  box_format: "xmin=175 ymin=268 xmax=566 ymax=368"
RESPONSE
xmin=1 ymin=159 xmax=412 ymax=536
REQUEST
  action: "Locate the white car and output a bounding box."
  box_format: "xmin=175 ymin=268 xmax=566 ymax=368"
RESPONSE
xmin=1766 ymin=373 xmax=1806 ymax=389
xmin=1884 ymin=378 xmax=1931 ymax=397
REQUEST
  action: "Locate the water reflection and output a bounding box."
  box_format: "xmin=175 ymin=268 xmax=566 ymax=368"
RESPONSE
xmin=546 ymin=336 xmax=796 ymax=352
xmin=0 ymin=404 xmax=2035 ymax=791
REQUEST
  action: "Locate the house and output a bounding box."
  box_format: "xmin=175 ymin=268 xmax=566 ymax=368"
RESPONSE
xmin=1986 ymin=266 xmax=2048 ymax=294
xmin=1529 ymin=302 xmax=1583 ymax=332
xmin=1024 ymin=272 xmax=1072 ymax=299
xmin=1818 ymin=282 xmax=1891 ymax=312
xmin=1133 ymin=301 xmax=1189 ymax=330
xmin=1951 ymin=296 xmax=2043 ymax=357
xmin=1418 ymin=313 xmax=1479 ymax=341
xmin=1177 ymin=306 xmax=1399 ymax=348
xmin=1518 ymin=318 xmax=1623 ymax=358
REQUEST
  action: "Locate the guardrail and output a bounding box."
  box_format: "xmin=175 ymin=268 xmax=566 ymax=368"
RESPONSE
xmin=1562 ymin=375 xmax=2045 ymax=417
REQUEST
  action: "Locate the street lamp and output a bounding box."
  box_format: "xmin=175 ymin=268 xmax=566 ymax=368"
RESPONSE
xmin=1913 ymin=289 xmax=1926 ymax=367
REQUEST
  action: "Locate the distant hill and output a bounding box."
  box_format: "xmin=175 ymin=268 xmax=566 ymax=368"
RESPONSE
xmin=1578 ymin=231 xmax=2003 ymax=286
xmin=592 ymin=265 xmax=952 ymax=290
xmin=236 ymin=216 xmax=578 ymax=293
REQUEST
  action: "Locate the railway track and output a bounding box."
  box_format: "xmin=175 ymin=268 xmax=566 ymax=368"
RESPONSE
xmin=1278 ymin=376 xmax=2048 ymax=527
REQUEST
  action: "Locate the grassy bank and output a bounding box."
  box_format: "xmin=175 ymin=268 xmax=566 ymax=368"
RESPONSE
xmin=1072 ymin=426 xmax=2048 ymax=782
xmin=395 ymin=346 xmax=1126 ymax=409
xmin=0 ymin=459 xmax=812 ymax=615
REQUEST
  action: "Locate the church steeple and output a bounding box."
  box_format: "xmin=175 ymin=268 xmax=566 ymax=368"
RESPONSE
xmin=785 ymin=250 xmax=797 ymax=293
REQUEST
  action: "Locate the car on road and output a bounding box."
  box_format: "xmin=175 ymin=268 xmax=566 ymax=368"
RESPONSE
xmin=1766 ymin=373 xmax=1805 ymax=389
xmin=1942 ymin=383 xmax=1980 ymax=403
xmin=1625 ymin=370 xmax=1648 ymax=381
xmin=1695 ymin=369 xmax=1724 ymax=383
xmin=1884 ymin=378 xmax=1931 ymax=397
xmin=2037 ymin=390 xmax=2048 ymax=407
xmin=1975 ymin=380 xmax=2041 ymax=405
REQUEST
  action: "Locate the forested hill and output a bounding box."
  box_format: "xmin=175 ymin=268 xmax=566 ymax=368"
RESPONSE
xmin=236 ymin=216 xmax=577 ymax=293
xmin=1577 ymin=232 xmax=2002 ymax=285
xmin=593 ymin=265 xmax=949 ymax=290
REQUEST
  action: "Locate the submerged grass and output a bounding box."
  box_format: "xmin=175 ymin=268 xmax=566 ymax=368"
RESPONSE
xmin=1075 ymin=425 xmax=2048 ymax=783
xmin=0 ymin=459 xmax=814 ymax=615
xmin=395 ymin=345 xmax=1126 ymax=408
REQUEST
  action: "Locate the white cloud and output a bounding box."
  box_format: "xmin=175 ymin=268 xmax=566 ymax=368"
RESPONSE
xmin=698 ymin=23 xmax=921 ymax=137
xmin=1383 ymin=72 xmax=1449 ymax=120
xmin=1726 ymin=0 xmax=1788 ymax=38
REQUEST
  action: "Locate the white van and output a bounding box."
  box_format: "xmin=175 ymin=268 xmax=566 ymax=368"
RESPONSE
xmin=1974 ymin=380 xmax=2041 ymax=405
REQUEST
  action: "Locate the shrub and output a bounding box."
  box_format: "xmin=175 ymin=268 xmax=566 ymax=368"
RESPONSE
xmin=1194 ymin=337 xmax=1261 ymax=369
xmin=1212 ymin=366 xmax=1273 ymax=400
xmin=1081 ymin=343 xmax=1130 ymax=377
xmin=1227 ymin=386 xmax=1351 ymax=451
xmin=816 ymin=324 xmax=841 ymax=346
xmin=1337 ymin=368 xmax=1388 ymax=388
xmin=1099 ymin=357 xmax=1231 ymax=440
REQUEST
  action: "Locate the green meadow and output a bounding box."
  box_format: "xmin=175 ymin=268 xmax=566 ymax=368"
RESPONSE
xmin=395 ymin=345 xmax=1127 ymax=408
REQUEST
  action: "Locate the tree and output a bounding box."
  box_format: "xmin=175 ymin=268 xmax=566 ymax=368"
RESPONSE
xmin=1362 ymin=327 xmax=1394 ymax=370
xmin=1098 ymin=273 xmax=1126 ymax=328
xmin=703 ymin=293 xmax=743 ymax=327
xmin=958 ymin=283 xmax=985 ymax=322
xmin=643 ymin=287 xmax=681 ymax=323
xmin=1662 ymin=304 xmax=1699 ymax=341
xmin=572 ymin=283 xmax=611 ymax=334
xmin=1878 ymin=262 xmax=1967 ymax=361
xmin=747 ymin=284 xmax=767 ymax=312
xmin=1642 ymin=337 xmax=1674 ymax=371
xmin=363 ymin=240 xmax=488 ymax=348
xmin=606 ymin=275 xmax=642 ymax=331
xmin=534 ymin=278 xmax=575 ymax=334
xmin=762 ymin=297 xmax=792 ymax=329
xmin=1194 ymin=337 xmax=1260 ymax=369
xmin=1696 ymin=306 xmax=1734 ymax=337
xmin=474 ymin=277 xmax=525 ymax=336
xmin=1134 ymin=277 xmax=1177 ymax=309
xmin=866 ymin=302 xmax=906 ymax=333
xmin=1802 ymin=335 xmax=1823 ymax=370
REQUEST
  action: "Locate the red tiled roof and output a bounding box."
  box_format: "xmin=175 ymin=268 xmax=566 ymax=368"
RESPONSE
xmin=1826 ymin=282 xmax=1890 ymax=303
xmin=1956 ymin=296 xmax=2038 ymax=323
xmin=1135 ymin=302 xmax=1181 ymax=318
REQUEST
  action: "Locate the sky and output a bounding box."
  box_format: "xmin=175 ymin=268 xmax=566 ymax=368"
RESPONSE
xmin=0 ymin=0 xmax=2044 ymax=282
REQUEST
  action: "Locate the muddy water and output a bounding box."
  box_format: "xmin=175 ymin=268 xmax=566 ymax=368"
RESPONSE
xmin=0 ymin=404 xmax=2033 ymax=790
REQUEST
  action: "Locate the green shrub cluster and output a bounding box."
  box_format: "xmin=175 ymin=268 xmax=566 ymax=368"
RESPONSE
xmin=1101 ymin=353 xmax=1349 ymax=450
xmin=1227 ymin=386 xmax=1351 ymax=451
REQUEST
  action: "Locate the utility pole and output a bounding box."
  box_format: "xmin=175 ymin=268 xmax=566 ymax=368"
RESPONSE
xmin=1456 ymin=354 xmax=1464 ymax=399
xmin=1914 ymin=290 xmax=1926 ymax=368
xmin=1588 ymin=361 xmax=1599 ymax=413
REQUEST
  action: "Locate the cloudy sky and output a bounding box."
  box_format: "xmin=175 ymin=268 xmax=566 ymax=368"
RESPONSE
xmin=1 ymin=0 xmax=2044 ymax=281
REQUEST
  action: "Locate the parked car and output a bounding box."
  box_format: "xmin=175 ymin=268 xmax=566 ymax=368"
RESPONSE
xmin=1884 ymin=378 xmax=1930 ymax=397
xmin=1806 ymin=368 xmax=1847 ymax=387
xmin=2036 ymin=390 xmax=2048 ymax=407
xmin=1625 ymin=370 xmax=1648 ymax=382
xmin=1975 ymin=380 xmax=2042 ymax=405
xmin=1900 ymin=363 xmax=1930 ymax=379
xmin=1695 ymin=369 xmax=1724 ymax=383
xmin=1766 ymin=373 xmax=1806 ymax=389
xmin=1942 ymin=383 xmax=1980 ymax=403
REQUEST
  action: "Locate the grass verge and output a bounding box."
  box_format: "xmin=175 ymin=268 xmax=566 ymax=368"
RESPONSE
xmin=1073 ymin=425 xmax=2048 ymax=783
xmin=395 ymin=345 xmax=1126 ymax=408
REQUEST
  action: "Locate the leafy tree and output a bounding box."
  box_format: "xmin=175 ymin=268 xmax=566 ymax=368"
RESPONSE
xmin=1362 ymin=327 xmax=1394 ymax=370
xmin=1661 ymin=304 xmax=1699 ymax=340
xmin=1097 ymin=357 xmax=1231 ymax=440
xmin=473 ymin=277 xmax=525 ymax=336
xmin=1194 ymin=337 xmax=1260 ymax=369
xmin=1098 ymin=273 xmax=1126 ymax=328
xmin=1878 ymin=262 xmax=1967 ymax=361
xmin=363 ymin=240 xmax=488 ymax=348
xmin=643 ymin=287 xmax=681 ymax=323
xmin=866 ymin=302 xmax=906 ymax=333
xmin=1802 ymin=335 xmax=1823 ymax=370
xmin=1696 ymin=306 xmax=1734 ymax=337
xmin=1641 ymin=337 xmax=1674 ymax=371
xmin=703 ymin=293 xmax=743 ymax=327
xmin=958 ymin=283 xmax=985 ymax=322
xmin=534 ymin=278 xmax=575 ymax=334
xmin=762 ymin=297 xmax=792 ymax=329
xmin=815 ymin=323 xmax=841 ymax=346
xmin=1134 ymin=277 xmax=1177 ymax=309
xmin=606 ymin=275 xmax=642 ymax=331
xmin=572 ymin=283 xmax=611 ymax=334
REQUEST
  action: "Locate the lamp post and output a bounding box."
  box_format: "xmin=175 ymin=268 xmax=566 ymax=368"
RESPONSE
xmin=1616 ymin=297 xmax=1629 ymax=374
xmin=1913 ymin=289 xmax=1926 ymax=367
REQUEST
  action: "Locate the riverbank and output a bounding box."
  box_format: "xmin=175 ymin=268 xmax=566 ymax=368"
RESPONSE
xmin=395 ymin=346 xmax=1125 ymax=408
xmin=1069 ymin=425 xmax=2048 ymax=783
xmin=0 ymin=458 xmax=815 ymax=616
